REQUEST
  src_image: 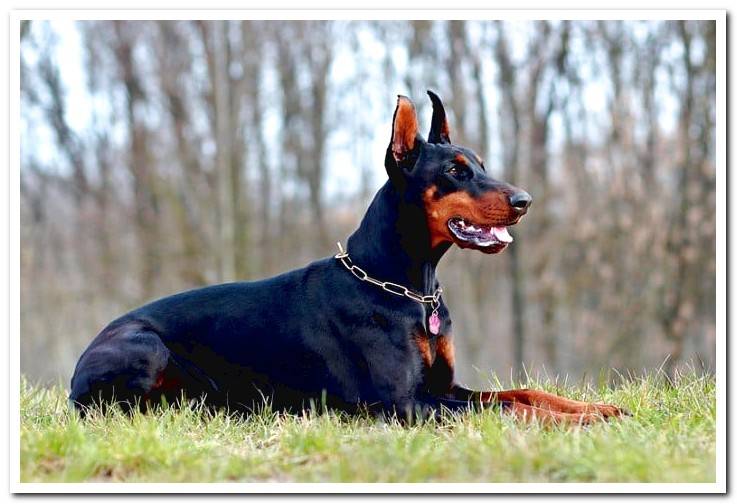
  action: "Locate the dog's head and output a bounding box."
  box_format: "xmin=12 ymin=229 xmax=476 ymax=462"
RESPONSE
xmin=385 ymin=91 xmax=531 ymax=254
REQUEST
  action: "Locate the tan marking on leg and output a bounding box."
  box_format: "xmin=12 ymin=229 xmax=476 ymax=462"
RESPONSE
xmin=479 ymin=388 xmax=627 ymax=419
xmin=505 ymin=402 xmax=608 ymax=426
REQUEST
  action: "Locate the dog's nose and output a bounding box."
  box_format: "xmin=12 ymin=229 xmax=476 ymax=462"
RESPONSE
xmin=509 ymin=190 xmax=532 ymax=212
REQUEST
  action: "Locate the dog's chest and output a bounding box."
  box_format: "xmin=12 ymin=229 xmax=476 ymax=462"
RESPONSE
xmin=411 ymin=329 xmax=453 ymax=368
xmin=411 ymin=303 xmax=452 ymax=365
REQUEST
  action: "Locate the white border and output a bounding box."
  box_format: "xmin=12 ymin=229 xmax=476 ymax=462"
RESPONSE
xmin=10 ymin=9 xmax=728 ymax=20
xmin=714 ymin=3 xmax=727 ymax=497
xmin=8 ymin=482 xmax=728 ymax=493
xmin=7 ymin=7 xmax=726 ymax=495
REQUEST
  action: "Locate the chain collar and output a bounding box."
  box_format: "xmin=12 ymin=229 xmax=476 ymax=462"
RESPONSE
xmin=334 ymin=241 xmax=442 ymax=311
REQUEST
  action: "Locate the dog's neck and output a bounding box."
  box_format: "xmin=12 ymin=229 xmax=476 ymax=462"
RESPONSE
xmin=346 ymin=182 xmax=451 ymax=296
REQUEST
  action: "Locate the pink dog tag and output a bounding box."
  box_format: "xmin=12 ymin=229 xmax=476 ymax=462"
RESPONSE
xmin=429 ymin=312 xmax=441 ymax=335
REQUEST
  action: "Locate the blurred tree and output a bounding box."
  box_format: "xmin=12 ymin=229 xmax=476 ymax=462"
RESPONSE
xmin=111 ymin=21 xmax=163 ymax=298
xmin=494 ymin=21 xmax=527 ymax=375
xmin=155 ymin=21 xmax=210 ymax=286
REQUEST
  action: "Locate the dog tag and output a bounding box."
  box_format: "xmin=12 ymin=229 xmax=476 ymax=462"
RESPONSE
xmin=429 ymin=312 xmax=441 ymax=335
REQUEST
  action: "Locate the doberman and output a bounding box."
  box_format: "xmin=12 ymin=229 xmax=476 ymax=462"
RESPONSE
xmin=70 ymin=91 xmax=626 ymax=425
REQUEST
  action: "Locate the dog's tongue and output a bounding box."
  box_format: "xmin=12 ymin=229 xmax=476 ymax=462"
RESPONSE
xmin=491 ymin=226 xmax=513 ymax=243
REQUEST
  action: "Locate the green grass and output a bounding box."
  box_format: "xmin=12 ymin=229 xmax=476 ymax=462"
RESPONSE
xmin=20 ymin=370 xmax=716 ymax=483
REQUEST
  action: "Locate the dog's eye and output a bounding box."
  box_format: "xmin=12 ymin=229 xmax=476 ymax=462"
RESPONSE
xmin=446 ymin=164 xmax=471 ymax=180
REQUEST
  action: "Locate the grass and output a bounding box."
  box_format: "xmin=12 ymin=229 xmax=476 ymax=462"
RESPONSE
xmin=19 ymin=370 xmax=716 ymax=483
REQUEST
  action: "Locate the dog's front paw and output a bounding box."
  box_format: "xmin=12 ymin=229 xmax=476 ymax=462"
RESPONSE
xmin=591 ymin=403 xmax=631 ymax=419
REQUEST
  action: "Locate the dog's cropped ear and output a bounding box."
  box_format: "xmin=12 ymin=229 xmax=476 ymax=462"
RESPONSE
xmin=427 ymin=90 xmax=451 ymax=144
xmin=390 ymin=95 xmax=421 ymax=165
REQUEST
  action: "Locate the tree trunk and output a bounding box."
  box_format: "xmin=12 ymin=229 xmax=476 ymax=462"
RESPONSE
xmin=157 ymin=21 xmax=209 ymax=286
xmin=212 ymin=21 xmax=237 ymax=282
xmin=112 ymin=21 xmax=161 ymax=298
xmin=494 ymin=23 xmax=526 ymax=376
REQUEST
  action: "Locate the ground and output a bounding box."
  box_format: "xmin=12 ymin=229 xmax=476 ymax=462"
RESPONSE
xmin=19 ymin=370 xmax=715 ymax=483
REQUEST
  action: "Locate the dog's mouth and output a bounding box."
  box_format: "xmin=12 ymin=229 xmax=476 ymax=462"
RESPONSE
xmin=447 ymin=217 xmax=516 ymax=253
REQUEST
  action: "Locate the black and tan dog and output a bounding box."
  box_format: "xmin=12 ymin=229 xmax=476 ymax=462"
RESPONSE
xmin=70 ymin=92 xmax=626 ymax=424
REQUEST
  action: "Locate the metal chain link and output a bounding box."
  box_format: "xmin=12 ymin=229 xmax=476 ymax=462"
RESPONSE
xmin=334 ymin=242 xmax=442 ymax=310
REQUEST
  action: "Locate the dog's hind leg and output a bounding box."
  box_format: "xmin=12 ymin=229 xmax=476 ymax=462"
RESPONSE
xmin=69 ymin=322 xmax=171 ymax=415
